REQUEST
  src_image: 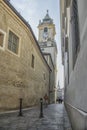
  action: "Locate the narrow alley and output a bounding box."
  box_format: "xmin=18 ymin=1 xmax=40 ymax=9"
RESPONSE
xmin=1 ymin=0 xmax=87 ymax=129
xmin=0 ymin=104 xmax=72 ymax=130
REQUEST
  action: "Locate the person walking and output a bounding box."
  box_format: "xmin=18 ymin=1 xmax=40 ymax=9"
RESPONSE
xmin=44 ymin=94 xmax=48 ymax=107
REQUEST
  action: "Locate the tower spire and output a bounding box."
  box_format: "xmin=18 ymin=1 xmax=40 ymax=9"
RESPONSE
xmin=47 ymin=10 xmax=49 ymax=14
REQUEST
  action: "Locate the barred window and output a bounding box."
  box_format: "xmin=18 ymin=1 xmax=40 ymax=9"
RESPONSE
xmin=8 ymin=30 xmax=19 ymax=54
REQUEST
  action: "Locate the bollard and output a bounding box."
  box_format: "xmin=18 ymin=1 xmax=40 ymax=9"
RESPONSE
xmin=39 ymin=98 xmax=44 ymax=118
xmin=19 ymin=98 xmax=23 ymax=116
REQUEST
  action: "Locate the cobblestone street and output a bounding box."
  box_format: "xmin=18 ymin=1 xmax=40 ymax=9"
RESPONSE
xmin=0 ymin=104 xmax=72 ymax=130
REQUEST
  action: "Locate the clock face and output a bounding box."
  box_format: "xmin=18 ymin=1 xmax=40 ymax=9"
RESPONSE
xmin=43 ymin=32 xmax=48 ymax=40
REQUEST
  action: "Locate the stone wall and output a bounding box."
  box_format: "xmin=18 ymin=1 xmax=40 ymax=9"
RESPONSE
xmin=0 ymin=1 xmax=50 ymax=111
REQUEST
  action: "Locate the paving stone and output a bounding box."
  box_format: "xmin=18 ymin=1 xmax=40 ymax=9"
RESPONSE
xmin=0 ymin=104 xmax=72 ymax=130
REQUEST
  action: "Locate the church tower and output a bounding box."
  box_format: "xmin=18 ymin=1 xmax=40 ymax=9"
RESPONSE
xmin=38 ymin=10 xmax=58 ymax=103
xmin=38 ymin=10 xmax=57 ymax=67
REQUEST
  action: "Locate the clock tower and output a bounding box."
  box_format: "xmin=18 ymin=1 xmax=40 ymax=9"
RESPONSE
xmin=38 ymin=10 xmax=57 ymax=67
xmin=38 ymin=10 xmax=58 ymax=103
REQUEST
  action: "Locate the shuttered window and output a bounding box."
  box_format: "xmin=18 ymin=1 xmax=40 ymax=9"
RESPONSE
xmin=71 ymin=0 xmax=80 ymax=68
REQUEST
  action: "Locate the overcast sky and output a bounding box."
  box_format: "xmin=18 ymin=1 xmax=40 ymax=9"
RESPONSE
xmin=10 ymin=0 xmax=64 ymax=88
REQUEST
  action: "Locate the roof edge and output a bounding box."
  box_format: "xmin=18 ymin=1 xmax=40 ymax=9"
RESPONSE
xmin=3 ymin=0 xmax=51 ymax=71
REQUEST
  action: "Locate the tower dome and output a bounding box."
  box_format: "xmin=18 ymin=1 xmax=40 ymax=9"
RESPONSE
xmin=43 ymin=10 xmax=53 ymax=23
xmin=39 ymin=10 xmax=53 ymax=25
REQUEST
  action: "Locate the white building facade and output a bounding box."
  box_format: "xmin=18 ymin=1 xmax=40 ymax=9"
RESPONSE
xmin=38 ymin=10 xmax=58 ymax=103
xmin=60 ymin=0 xmax=87 ymax=129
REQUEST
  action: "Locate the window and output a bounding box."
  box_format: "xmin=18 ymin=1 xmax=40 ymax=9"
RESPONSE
xmin=31 ymin=54 xmax=34 ymax=68
xmin=43 ymin=73 xmax=46 ymax=80
xmin=44 ymin=27 xmax=48 ymax=33
xmin=41 ymin=48 xmax=44 ymax=51
xmin=8 ymin=30 xmax=19 ymax=54
xmin=71 ymin=0 xmax=80 ymax=68
xmin=0 ymin=29 xmax=6 ymax=50
xmin=0 ymin=32 xmax=4 ymax=47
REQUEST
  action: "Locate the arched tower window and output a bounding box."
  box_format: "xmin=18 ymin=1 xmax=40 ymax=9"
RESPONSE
xmin=44 ymin=27 xmax=48 ymax=32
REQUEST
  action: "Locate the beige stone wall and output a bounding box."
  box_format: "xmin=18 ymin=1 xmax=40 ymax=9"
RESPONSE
xmin=0 ymin=1 xmax=50 ymax=111
xmin=44 ymin=55 xmax=55 ymax=103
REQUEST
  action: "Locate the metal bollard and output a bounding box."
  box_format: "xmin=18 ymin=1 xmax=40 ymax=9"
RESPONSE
xmin=19 ymin=98 xmax=23 ymax=116
xmin=39 ymin=98 xmax=44 ymax=118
